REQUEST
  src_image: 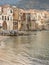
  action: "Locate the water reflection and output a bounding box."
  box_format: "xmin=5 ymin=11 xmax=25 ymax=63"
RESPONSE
xmin=0 ymin=31 xmax=49 ymax=65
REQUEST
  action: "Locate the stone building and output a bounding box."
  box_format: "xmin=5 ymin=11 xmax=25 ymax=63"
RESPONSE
xmin=19 ymin=9 xmax=31 ymax=31
xmin=13 ymin=6 xmax=19 ymax=30
xmin=0 ymin=5 xmax=49 ymax=32
xmin=0 ymin=5 xmax=13 ymax=31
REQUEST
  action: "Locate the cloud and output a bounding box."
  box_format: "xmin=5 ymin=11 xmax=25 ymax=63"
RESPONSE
xmin=0 ymin=0 xmax=19 ymax=5
xmin=0 ymin=0 xmax=49 ymax=9
xmin=17 ymin=0 xmax=49 ymax=9
xmin=40 ymin=3 xmax=49 ymax=9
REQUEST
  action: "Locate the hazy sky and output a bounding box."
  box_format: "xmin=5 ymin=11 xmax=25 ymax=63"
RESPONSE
xmin=0 ymin=0 xmax=49 ymax=9
xmin=0 ymin=0 xmax=48 ymax=5
xmin=0 ymin=0 xmax=19 ymax=5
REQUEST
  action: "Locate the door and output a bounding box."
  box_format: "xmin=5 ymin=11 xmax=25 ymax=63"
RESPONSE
xmin=3 ymin=21 xmax=7 ymax=30
xmin=13 ymin=22 xmax=18 ymax=30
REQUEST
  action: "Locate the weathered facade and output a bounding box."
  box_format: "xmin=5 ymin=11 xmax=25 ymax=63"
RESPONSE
xmin=13 ymin=6 xmax=19 ymax=30
xmin=0 ymin=5 xmax=49 ymax=32
xmin=0 ymin=5 xmax=13 ymax=31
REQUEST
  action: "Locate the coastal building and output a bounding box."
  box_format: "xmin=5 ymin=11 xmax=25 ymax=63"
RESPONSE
xmin=0 ymin=4 xmax=49 ymax=32
xmin=0 ymin=5 xmax=13 ymax=31
xmin=30 ymin=10 xmax=37 ymax=30
xmin=13 ymin=6 xmax=19 ymax=30
xmin=18 ymin=9 xmax=23 ymax=31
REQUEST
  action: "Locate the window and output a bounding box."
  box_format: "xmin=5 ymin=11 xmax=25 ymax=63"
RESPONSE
xmin=10 ymin=16 xmax=13 ymax=21
xmin=10 ymin=10 xmax=13 ymax=13
xmin=2 ymin=16 xmax=4 ymax=20
xmin=5 ymin=16 xmax=6 ymax=20
xmin=27 ymin=14 xmax=31 ymax=21
xmin=2 ymin=16 xmax=7 ymax=20
xmin=13 ymin=22 xmax=17 ymax=25
xmin=7 ymin=16 xmax=9 ymax=21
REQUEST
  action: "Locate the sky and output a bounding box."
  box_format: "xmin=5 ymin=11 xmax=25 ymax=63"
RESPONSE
xmin=0 ymin=0 xmax=49 ymax=9
xmin=0 ymin=0 xmax=48 ymax=5
xmin=0 ymin=0 xmax=19 ymax=5
xmin=17 ymin=0 xmax=49 ymax=9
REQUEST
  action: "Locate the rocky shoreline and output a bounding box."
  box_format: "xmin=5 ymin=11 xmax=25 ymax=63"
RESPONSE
xmin=0 ymin=30 xmax=31 ymax=36
xmin=0 ymin=29 xmax=48 ymax=36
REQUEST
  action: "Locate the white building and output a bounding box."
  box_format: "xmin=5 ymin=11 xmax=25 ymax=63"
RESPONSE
xmin=0 ymin=5 xmax=13 ymax=31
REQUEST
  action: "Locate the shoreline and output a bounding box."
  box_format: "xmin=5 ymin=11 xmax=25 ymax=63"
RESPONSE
xmin=0 ymin=30 xmax=49 ymax=36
